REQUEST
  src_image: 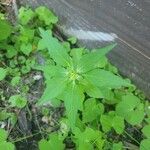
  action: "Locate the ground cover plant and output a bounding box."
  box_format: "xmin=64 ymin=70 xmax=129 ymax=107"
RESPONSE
xmin=0 ymin=6 xmax=150 ymax=150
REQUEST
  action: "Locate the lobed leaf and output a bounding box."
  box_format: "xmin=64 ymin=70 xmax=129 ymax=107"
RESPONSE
xmin=39 ymin=28 xmax=72 ymax=67
xmin=38 ymin=77 xmax=67 ymax=105
xmin=84 ymin=69 xmax=132 ymax=89
xmin=63 ymin=83 xmax=84 ymax=128
xmin=77 ymin=44 xmax=116 ymax=73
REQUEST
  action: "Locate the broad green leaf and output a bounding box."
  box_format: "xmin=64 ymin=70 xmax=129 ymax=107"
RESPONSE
xmin=77 ymin=44 xmax=116 ymax=73
xmin=18 ymin=7 xmax=35 ymax=25
xmin=39 ymin=28 xmax=72 ymax=67
xmin=0 ymin=19 xmax=12 ymax=41
xmin=38 ymin=77 xmax=67 ymax=105
xmin=9 ymin=95 xmax=27 ymax=108
xmin=80 ymin=78 xmax=104 ymax=98
xmin=0 ymin=68 xmax=7 ymax=81
xmin=142 ymin=125 xmax=150 ymax=138
xmin=112 ymin=142 xmax=123 ymax=150
xmin=73 ymin=127 xmax=102 ymax=150
xmin=0 ymin=141 xmax=15 ymax=150
xmin=140 ymin=139 xmax=150 ymax=150
xmin=34 ymin=65 xmax=66 ymax=80
xmin=71 ymin=48 xmax=84 ymax=68
xmin=0 ymin=111 xmax=10 ymax=121
xmin=100 ymin=114 xmax=113 ymax=132
xmin=38 ymin=139 xmax=51 ymax=150
xmin=63 ymin=83 xmax=84 ymax=128
xmin=5 ymin=46 xmax=17 ymax=58
xmin=20 ymin=43 xmax=32 ymax=56
xmin=35 ymin=6 xmax=58 ymax=25
xmin=11 ymin=76 xmax=21 ymax=86
xmin=68 ymin=36 xmax=77 ymax=44
xmin=84 ymin=69 xmax=131 ymax=89
xmin=0 ymin=129 xmax=8 ymax=142
xmin=39 ymin=133 xmax=65 ymax=150
xmin=19 ymin=27 xmax=35 ymax=43
xmin=116 ymin=94 xmax=144 ymax=125
xmin=83 ymin=98 xmax=104 ymax=123
xmin=100 ymin=112 xmax=124 ymax=134
xmin=112 ymin=116 xmax=124 ymax=134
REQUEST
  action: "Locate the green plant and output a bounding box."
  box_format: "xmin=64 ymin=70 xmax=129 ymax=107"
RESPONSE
xmin=36 ymin=28 xmax=133 ymax=129
xmin=0 ymin=128 xmax=15 ymax=150
xmin=0 ymin=6 xmax=149 ymax=150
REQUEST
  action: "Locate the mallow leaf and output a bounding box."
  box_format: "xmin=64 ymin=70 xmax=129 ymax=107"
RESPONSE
xmin=39 ymin=28 xmax=72 ymax=67
xmin=112 ymin=142 xmax=123 ymax=150
xmin=83 ymin=98 xmax=104 ymax=123
xmin=77 ymin=44 xmax=116 ymax=73
xmin=0 ymin=141 xmax=15 ymax=150
xmin=18 ymin=7 xmax=35 ymax=25
xmin=39 ymin=133 xmax=65 ymax=150
xmin=35 ymin=6 xmax=58 ymax=25
xmin=9 ymin=95 xmax=27 ymax=108
xmin=100 ymin=112 xmax=124 ymax=134
xmin=73 ymin=127 xmax=103 ymax=150
xmin=116 ymin=94 xmax=144 ymax=125
xmin=140 ymin=139 xmax=150 ymax=150
xmin=142 ymin=125 xmax=150 ymax=138
xmin=63 ymin=83 xmax=84 ymax=128
xmin=84 ymin=69 xmax=131 ymax=89
xmin=38 ymin=77 xmax=67 ymax=105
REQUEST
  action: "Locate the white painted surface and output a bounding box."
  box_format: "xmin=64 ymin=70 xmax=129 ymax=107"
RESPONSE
xmin=64 ymin=28 xmax=118 ymax=42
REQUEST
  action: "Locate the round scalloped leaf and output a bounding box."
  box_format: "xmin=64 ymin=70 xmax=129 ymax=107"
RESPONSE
xmin=140 ymin=139 xmax=150 ymax=150
xmin=0 ymin=68 xmax=7 ymax=81
xmin=116 ymin=94 xmax=144 ymax=125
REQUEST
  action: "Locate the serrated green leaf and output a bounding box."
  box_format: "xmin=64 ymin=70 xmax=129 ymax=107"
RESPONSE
xmin=6 ymin=46 xmax=17 ymax=58
xmin=84 ymin=69 xmax=131 ymax=89
xmin=0 ymin=68 xmax=7 ymax=81
xmin=18 ymin=7 xmax=35 ymax=25
xmin=80 ymin=79 xmax=104 ymax=98
xmin=63 ymin=83 xmax=84 ymax=128
xmin=39 ymin=28 xmax=72 ymax=67
xmin=0 ymin=129 xmax=8 ymax=142
xmin=34 ymin=65 xmax=66 ymax=80
xmin=0 ymin=111 xmax=10 ymax=121
xmin=83 ymin=98 xmax=104 ymax=123
xmin=38 ymin=77 xmax=67 ymax=105
xmin=11 ymin=76 xmax=21 ymax=86
xmin=140 ymin=139 xmax=150 ymax=150
xmin=0 ymin=19 xmax=12 ymax=41
xmin=9 ymin=95 xmax=27 ymax=108
xmin=0 ymin=141 xmax=15 ymax=150
xmin=112 ymin=116 xmax=124 ymax=134
xmin=112 ymin=142 xmax=123 ymax=150
xmin=38 ymin=139 xmax=51 ymax=150
xmin=19 ymin=27 xmax=35 ymax=43
xmin=73 ymin=127 xmax=102 ymax=150
xmin=142 ymin=125 xmax=150 ymax=139
xmin=20 ymin=43 xmax=32 ymax=56
xmin=100 ymin=114 xmax=113 ymax=132
xmin=77 ymin=44 xmax=116 ymax=73
xmin=116 ymin=94 xmax=144 ymax=125
xmin=39 ymin=133 xmax=65 ymax=150
xmin=100 ymin=112 xmax=124 ymax=134
xmin=68 ymin=36 xmax=77 ymax=44
xmin=71 ymin=48 xmax=84 ymax=68
xmin=35 ymin=6 xmax=58 ymax=25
